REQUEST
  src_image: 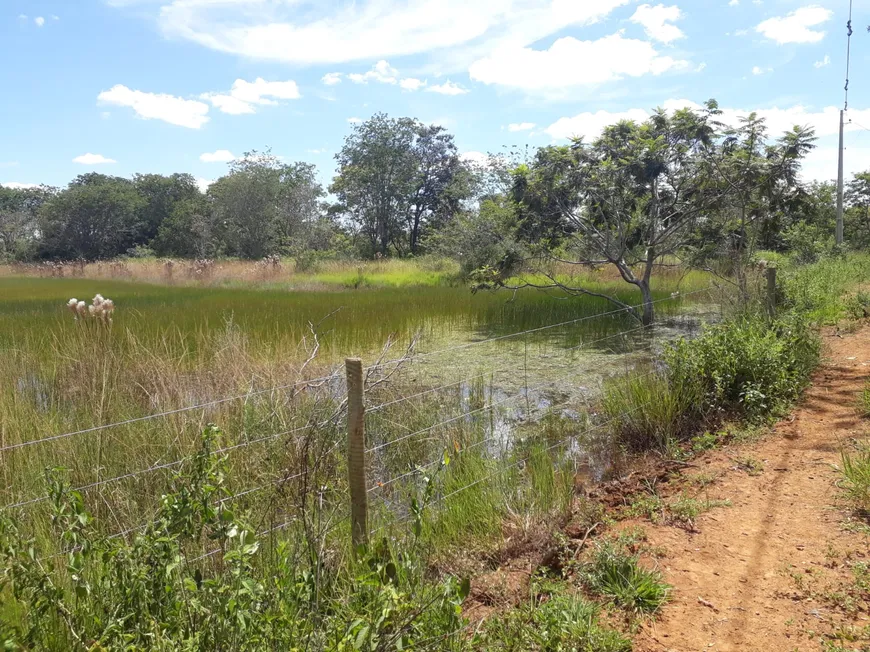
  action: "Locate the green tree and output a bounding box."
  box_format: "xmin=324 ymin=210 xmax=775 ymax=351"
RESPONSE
xmin=134 ymin=173 xmax=203 ymax=244
xmin=331 ymin=114 xmax=470 ymax=256
xmin=0 ymin=185 xmax=54 ymax=260
xmin=152 ymin=196 xmax=214 ymax=257
xmin=209 ymin=151 xmax=325 ymax=259
xmin=38 ymin=174 xmax=145 ymax=260
xmin=846 ymin=171 xmax=870 ymax=248
xmin=509 ymin=106 xmax=721 ymax=324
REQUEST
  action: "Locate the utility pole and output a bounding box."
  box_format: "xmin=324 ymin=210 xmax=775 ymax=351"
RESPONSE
xmin=837 ymin=0 xmax=854 ymax=246
xmin=837 ymin=109 xmax=845 ymax=245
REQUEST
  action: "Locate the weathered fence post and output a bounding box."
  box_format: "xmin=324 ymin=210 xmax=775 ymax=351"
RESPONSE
xmin=345 ymin=358 xmax=368 ymax=550
xmin=765 ymin=267 xmax=777 ymax=319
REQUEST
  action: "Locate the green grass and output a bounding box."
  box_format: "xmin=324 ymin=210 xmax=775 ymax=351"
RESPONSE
xmin=583 ymin=541 xmax=670 ymax=615
xmin=841 ymin=449 xmax=870 ymax=514
xmin=780 ymin=252 xmax=870 ymax=324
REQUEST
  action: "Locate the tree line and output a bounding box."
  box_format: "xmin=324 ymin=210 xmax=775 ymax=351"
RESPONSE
xmin=3 ymin=102 xmax=868 ymax=306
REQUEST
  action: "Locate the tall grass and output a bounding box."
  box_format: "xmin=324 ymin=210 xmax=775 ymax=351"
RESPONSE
xmin=841 ymin=450 xmax=870 ymax=513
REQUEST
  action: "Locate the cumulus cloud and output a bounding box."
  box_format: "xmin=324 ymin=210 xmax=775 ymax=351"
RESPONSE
xmin=204 ymin=78 xmax=301 ymax=115
xmin=545 ymin=108 xmax=652 ymax=140
xmin=98 ymin=84 xmax=210 ymax=129
xmin=123 ymin=0 xmax=630 ymax=67
xmin=200 ymin=149 xmax=236 ymax=163
xmin=815 ymin=54 xmax=830 ymax=68
xmin=1 ymin=182 xmax=39 ymax=189
xmin=751 ymin=65 xmax=772 ymax=75
xmin=195 ymin=177 xmax=212 ymax=193
xmin=34 ymin=16 xmax=45 ymax=27
xmin=756 ymin=6 xmax=832 ymax=44
xmin=348 ymin=60 xmax=399 ymax=84
xmin=508 ymin=122 xmax=536 ymax=132
xmin=545 ymin=99 xmax=870 ymax=142
xmin=399 ymin=77 xmax=426 ymax=91
xmin=427 ymin=80 xmax=469 ymax=95
xmin=629 ymin=4 xmax=684 ymax=44
xmin=469 ymin=33 xmax=688 ymax=93
xmin=322 ymin=72 xmax=342 ymax=85
xmin=73 ymin=153 xmax=116 ymax=165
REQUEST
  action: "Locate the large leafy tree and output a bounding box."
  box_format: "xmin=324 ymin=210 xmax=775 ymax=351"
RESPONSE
xmin=134 ymin=173 xmax=203 ymax=244
xmin=330 ymin=114 xmax=470 ymax=256
xmin=38 ymin=174 xmax=145 ymax=260
xmin=508 ymin=106 xmax=721 ymax=324
xmin=209 ymin=151 xmax=326 ymax=259
xmin=0 ymin=185 xmax=54 ymax=260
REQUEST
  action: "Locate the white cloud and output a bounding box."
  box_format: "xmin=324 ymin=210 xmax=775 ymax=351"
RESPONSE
xmin=400 ymin=77 xmax=426 ymax=91
xmin=630 ymin=4 xmax=684 ymax=44
xmin=460 ymin=151 xmax=490 ymax=167
xmin=546 ymin=100 xmax=870 ymax=142
xmin=508 ymin=122 xmax=536 ymax=132
xmin=729 ymin=0 xmax=739 ymax=5
xmin=1 ymin=182 xmax=39 ymax=190
xmin=695 ymin=62 xmax=707 ymax=72
xmin=427 ymin=80 xmax=469 ymax=95
xmin=814 ymin=54 xmax=830 ymax=68
xmin=347 ymin=117 xmax=363 ymax=124
xmin=73 ymin=153 xmax=116 ymax=165
xmin=18 ymin=14 xmax=27 ymax=20
xmin=751 ymin=65 xmax=772 ymax=75
xmin=51 ymin=15 xmax=60 ymax=21
xmin=204 ymin=77 xmax=301 ymax=115
xmin=469 ymin=32 xmax=688 ymax=93
xmin=199 ymin=149 xmax=236 ymax=163
xmin=756 ymin=6 xmax=832 ymax=45
xmin=545 ymin=108 xmax=651 ymax=140
xmin=135 ymin=0 xmax=629 ymax=67
xmin=307 ymin=148 xmax=327 ymax=154
xmin=348 ymin=60 xmax=399 ymax=84
xmin=734 ymin=28 xmax=749 ymax=36
xmin=322 ymin=72 xmax=342 ymax=86
xmin=98 ymin=84 xmax=210 ymax=129
xmin=34 ymin=16 xmax=45 ymax=27
xmin=195 ymin=177 xmax=212 ymax=193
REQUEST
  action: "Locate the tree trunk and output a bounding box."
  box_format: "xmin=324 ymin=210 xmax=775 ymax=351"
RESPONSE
xmin=638 ymin=279 xmax=654 ymax=326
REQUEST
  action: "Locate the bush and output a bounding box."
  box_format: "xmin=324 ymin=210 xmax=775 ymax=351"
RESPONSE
xmin=665 ymin=315 xmax=820 ymax=422
xmin=602 ymin=314 xmax=820 ymax=452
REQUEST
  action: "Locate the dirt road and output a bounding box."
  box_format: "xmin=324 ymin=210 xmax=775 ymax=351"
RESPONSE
xmin=635 ymin=328 xmax=870 ymax=651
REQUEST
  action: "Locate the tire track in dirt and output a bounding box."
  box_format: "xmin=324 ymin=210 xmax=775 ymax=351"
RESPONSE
xmin=634 ymin=327 xmax=870 ymax=652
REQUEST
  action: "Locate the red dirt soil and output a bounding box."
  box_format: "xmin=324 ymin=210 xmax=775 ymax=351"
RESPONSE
xmin=634 ymin=327 xmax=870 ymax=651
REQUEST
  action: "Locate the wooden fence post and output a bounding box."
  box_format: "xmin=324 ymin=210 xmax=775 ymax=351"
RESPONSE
xmin=765 ymin=267 xmax=777 ymax=319
xmin=345 ymin=358 xmax=368 ymax=550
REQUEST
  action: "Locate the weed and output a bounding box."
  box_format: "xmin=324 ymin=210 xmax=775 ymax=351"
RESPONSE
xmin=859 ymin=381 xmax=870 ymax=418
xmin=840 ymin=450 xmax=870 ymax=513
xmin=583 ymin=542 xmax=670 ymax=615
xmin=733 ymin=455 xmax=764 ymax=476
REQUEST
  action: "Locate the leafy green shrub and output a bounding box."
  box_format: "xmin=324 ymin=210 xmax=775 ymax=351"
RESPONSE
xmin=665 ymin=315 xmax=820 ymax=422
xmin=0 ymin=427 xmax=469 ymax=651
xmin=583 ymin=543 xmax=669 ymax=615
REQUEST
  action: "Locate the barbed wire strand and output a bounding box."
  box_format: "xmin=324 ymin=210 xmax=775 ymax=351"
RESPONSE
xmin=0 ymin=287 xmax=711 ymax=457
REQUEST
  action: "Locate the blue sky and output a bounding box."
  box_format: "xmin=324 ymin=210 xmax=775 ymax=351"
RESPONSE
xmin=1 ymin=0 xmax=869 ymax=191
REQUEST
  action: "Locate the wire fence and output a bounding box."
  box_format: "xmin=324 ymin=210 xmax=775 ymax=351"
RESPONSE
xmin=2 ymin=285 xmax=717 ymax=560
